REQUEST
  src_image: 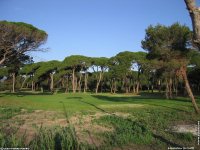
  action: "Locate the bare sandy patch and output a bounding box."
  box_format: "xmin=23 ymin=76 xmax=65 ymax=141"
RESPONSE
xmin=4 ymin=110 xmax=130 ymax=146
xmin=169 ymin=124 xmax=198 ymax=136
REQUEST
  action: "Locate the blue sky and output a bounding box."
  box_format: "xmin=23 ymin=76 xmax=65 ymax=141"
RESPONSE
xmin=0 ymin=0 xmax=196 ymax=62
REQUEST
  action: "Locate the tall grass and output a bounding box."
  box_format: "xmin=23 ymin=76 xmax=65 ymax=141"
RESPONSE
xmin=95 ymin=115 xmax=153 ymax=147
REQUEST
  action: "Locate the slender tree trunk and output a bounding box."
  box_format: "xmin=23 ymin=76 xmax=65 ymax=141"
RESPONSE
xmin=95 ymin=72 xmax=102 ymax=94
xmin=32 ymin=81 xmax=35 ymax=92
xmin=78 ymin=73 xmax=82 ymax=93
xmin=136 ymin=70 xmax=141 ymax=94
xmin=74 ymin=76 xmax=77 ymax=92
xmin=136 ymin=81 xmax=140 ymax=94
xmin=12 ymin=73 xmax=15 ymax=93
xmin=180 ymin=66 xmax=200 ymax=114
xmin=65 ymin=76 xmax=69 ymax=93
xmin=184 ymin=0 xmax=200 ymax=49
xmin=72 ymin=68 xmax=76 ymax=93
xmin=20 ymin=76 xmax=28 ymax=89
xmin=84 ymin=73 xmax=88 ymax=93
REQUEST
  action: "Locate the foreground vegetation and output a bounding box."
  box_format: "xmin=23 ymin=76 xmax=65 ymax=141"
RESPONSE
xmin=0 ymin=92 xmax=199 ymax=149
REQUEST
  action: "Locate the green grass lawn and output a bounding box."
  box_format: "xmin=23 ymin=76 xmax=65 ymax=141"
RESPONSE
xmin=0 ymin=92 xmax=200 ymax=149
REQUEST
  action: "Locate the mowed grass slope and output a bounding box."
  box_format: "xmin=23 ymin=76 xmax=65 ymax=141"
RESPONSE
xmin=0 ymin=92 xmax=199 ymax=113
xmin=0 ymin=92 xmax=200 ymax=149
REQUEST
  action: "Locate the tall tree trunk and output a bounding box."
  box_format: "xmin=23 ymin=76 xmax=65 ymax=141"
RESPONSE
xmin=136 ymin=81 xmax=140 ymax=94
xmin=95 ymin=72 xmax=102 ymax=94
xmin=74 ymin=76 xmax=77 ymax=92
xmin=31 ymin=79 xmax=35 ymax=92
xmin=184 ymin=0 xmax=200 ymax=49
xmin=72 ymin=68 xmax=76 ymax=93
xmin=136 ymin=70 xmax=141 ymax=94
xmin=78 ymin=73 xmax=82 ymax=93
xmin=180 ymin=66 xmax=200 ymax=114
xmin=12 ymin=73 xmax=15 ymax=93
xmin=84 ymin=73 xmax=88 ymax=93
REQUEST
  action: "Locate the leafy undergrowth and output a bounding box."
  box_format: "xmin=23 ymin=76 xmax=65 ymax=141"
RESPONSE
xmin=0 ymin=106 xmax=22 ymax=120
xmin=95 ymin=115 xmax=153 ymax=147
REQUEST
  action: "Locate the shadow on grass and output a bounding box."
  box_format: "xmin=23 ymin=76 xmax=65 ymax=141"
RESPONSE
xmin=78 ymin=99 xmax=110 ymax=113
xmin=91 ymin=95 xmax=195 ymax=113
xmin=0 ymin=91 xmax=53 ymax=97
xmin=152 ymin=133 xmax=183 ymax=148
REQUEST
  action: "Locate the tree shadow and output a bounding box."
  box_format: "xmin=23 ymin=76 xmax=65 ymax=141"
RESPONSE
xmin=78 ymin=99 xmax=110 ymax=114
xmin=91 ymin=95 xmax=195 ymax=113
xmin=0 ymin=91 xmax=53 ymax=97
xmin=54 ymin=133 xmax=62 ymax=150
xmin=152 ymin=133 xmax=183 ymax=148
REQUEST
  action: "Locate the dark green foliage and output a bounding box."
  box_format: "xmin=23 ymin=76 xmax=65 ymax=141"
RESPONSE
xmin=0 ymin=21 xmax=47 ymax=66
xmin=29 ymin=126 xmax=80 ymax=150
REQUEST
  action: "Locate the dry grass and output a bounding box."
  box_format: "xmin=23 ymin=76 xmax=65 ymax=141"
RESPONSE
xmin=3 ymin=110 xmax=132 ymax=146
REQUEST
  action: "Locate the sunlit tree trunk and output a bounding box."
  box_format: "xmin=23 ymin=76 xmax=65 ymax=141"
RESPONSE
xmin=72 ymin=68 xmax=76 ymax=93
xmin=180 ymin=66 xmax=200 ymax=114
xmin=184 ymin=0 xmax=200 ymax=49
xmin=84 ymin=73 xmax=88 ymax=93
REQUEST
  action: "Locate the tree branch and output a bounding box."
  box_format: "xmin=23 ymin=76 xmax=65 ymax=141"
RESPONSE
xmin=184 ymin=0 xmax=200 ymax=49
